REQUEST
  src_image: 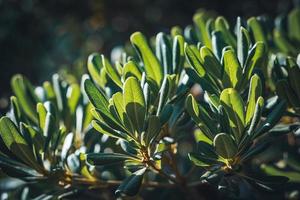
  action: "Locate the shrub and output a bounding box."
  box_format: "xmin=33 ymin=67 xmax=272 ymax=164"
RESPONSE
xmin=0 ymin=7 xmax=300 ymax=200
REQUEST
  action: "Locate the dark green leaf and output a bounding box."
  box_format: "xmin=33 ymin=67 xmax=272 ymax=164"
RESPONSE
xmin=86 ymin=153 xmax=133 ymax=166
xmin=0 ymin=117 xmax=43 ymax=172
xmin=116 ymin=167 xmax=146 ymax=196
xmin=213 ymin=133 xmax=237 ymax=159
xmin=184 ymin=44 xmax=206 ymax=77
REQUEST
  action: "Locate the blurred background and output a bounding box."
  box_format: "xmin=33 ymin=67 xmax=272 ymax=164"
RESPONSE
xmin=0 ymin=0 xmax=297 ymax=114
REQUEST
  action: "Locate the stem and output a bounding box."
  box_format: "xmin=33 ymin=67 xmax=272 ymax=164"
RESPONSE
xmin=69 ymin=176 xmax=176 ymax=189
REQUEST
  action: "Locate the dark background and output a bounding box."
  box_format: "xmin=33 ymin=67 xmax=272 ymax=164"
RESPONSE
xmin=0 ymin=0 xmax=296 ymax=113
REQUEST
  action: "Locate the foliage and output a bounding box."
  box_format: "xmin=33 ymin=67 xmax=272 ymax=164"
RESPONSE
xmin=0 ymin=6 xmax=300 ymax=200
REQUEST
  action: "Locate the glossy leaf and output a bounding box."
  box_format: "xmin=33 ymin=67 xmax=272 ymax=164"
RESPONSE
xmin=220 ymin=88 xmax=245 ymax=141
xmin=116 ymin=167 xmax=146 ymax=196
xmin=186 ymin=94 xmax=213 ymax=139
xmin=86 ymin=153 xmax=133 ymax=166
xmin=102 ymin=55 xmax=122 ymax=87
xmin=189 ymin=153 xmax=220 ymax=167
xmin=0 ymin=117 xmax=42 ymax=172
xmin=11 ymin=75 xmax=38 ymax=123
xmin=244 ymin=42 xmax=266 ymax=80
xmin=237 ymin=24 xmax=251 ymax=65
xmin=215 ymin=17 xmax=236 ymax=48
xmin=222 ymin=49 xmax=242 ymax=88
xmin=130 ymin=32 xmax=163 ymax=86
xmin=123 ymin=61 xmax=142 ymax=81
xmin=193 ymin=12 xmax=212 ymax=49
xmin=172 ymin=35 xmax=185 ymax=74
xmin=200 ymin=46 xmax=222 ymax=78
xmin=213 ymin=133 xmax=237 ymax=159
xmin=245 ymin=75 xmax=262 ymax=125
xmin=123 ymin=77 xmax=146 ymax=134
xmin=254 ymin=100 xmax=286 ymax=138
xmin=87 ymin=53 xmax=104 ymax=87
xmin=247 ymin=17 xmax=267 ymax=44
xmin=184 ymin=44 xmax=206 ymax=77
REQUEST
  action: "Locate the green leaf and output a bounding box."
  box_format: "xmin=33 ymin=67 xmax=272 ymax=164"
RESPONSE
xmin=213 ymin=133 xmax=237 ymax=159
xmin=194 ymin=129 xmax=213 ymax=144
xmin=84 ymin=79 xmax=109 ymax=115
xmin=237 ymin=24 xmax=251 ymax=66
xmin=287 ymin=58 xmax=300 ymax=101
xmin=288 ymin=8 xmax=300 ymax=42
xmin=37 ymin=103 xmax=47 ymax=131
xmin=212 ymin=31 xmax=227 ymax=60
xmin=222 ymin=49 xmax=242 ymax=88
xmin=0 ymin=155 xmax=42 ymax=179
xmin=247 ymin=97 xmax=264 ymax=136
xmin=22 ymin=122 xmax=44 ymax=162
xmin=220 ymin=88 xmax=245 ymax=142
xmin=243 ymin=42 xmax=266 ymax=81
xmin=61 ymin=132 xmax=74 ymax=162
xmin=172 ymin=35 xmax=185 ymax=75
xmin=215 ymin=17 xmax=236 ymax=48
xmin=11 ymin=75 xmax=38 ymax=123
xmin=159 ymin=104 xmax=173 ymax=125
xmin=116 ymin=167 xmax=146 ymax=196
xmin=171 ymin=26 xmax=183 ymax=37
xmin=130 ymin=32 xmax=163 ymax=86
xmin=156 ymin=32 xmax=172 ymax=75
xmin=86 ymin=153 xmax=132 ymax=166
xmin=43 ymin=112 xmax=57 ymax=152
xmin=145 ymin=115 xmax=161 ymax=145
xmin=185 ymin=68 xmax=220 ymax=95
xmin=245 ymin=75 xmax=262 ymax=125
xmin=217 ymin=105 xmax=231 ymax=135
xmin=43 ymin=81 xmax=56 ymax=102
xmin=87 ymin=53 xmax=104 ymax=87
xmin=52 ymin=74 xmax=67 ymax=114
xmin=247 ymin=17 xmax=267 ymax=44
xmin=122 ymin=61 xmax=142 ymax=81
xmin=10 ymin=96 xmax=22 ymax=124
xmin=197 ymin=141 xmax=218 ymax=159
xmin=184 ymin=44 xmax=206 ymax=77
xmin=205 ymin=92 xmax=220 ymax=110
xmin=92 ymin=120 xmax=127 ymax=140
xmin=123 ymin=77 xmax=146 ymax=134
xmin=184 ymin=25 xmax=198 ymax=44
xmin=254 ymin=100 xmax=286 ymax=138
xmin=93 ymin=108 xmax=127 ymax=133
xmin=193 ymin=12 xmax=212 ymax=49
xmin=200 ymin=46 xmax=222 ymax=78
xmin=156 ymin=75 xmax=174 ymax=115
xmin=111 ymin=92 xmax=134 ymax=132
xmin=276 ymin=80 xmax=300 ymax=109
xmin=261 ymin=165 xmax=300 ymax=183
xmin=0 ymin=117 xmax=43 ymax=172
xmin=188 ymin=153 xmax=220 ymax=167
xmin=67 ymin=83 xmax=81 ymax=115
xmin=274 ymin=29 xmax=297 ymax=55
xmin=185 ymin=94 xmax=213 ymax=139
xmin=102 ymin=55 xmax=122 ymax=87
